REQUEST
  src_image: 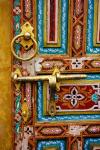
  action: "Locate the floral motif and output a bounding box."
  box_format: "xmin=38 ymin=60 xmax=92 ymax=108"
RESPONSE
xmin=63 ymin=87 xmax=85 ymax=107
xmin=71 ymin=58 xmax=83 ymax=69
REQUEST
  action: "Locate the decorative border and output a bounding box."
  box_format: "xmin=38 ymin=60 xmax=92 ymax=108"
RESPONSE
xmin=93 ymin=0 xmax=100 ymax=47
xmin=38 ymin=0 xmax=68 ymax=54
xmin=87 ymin=0 xmax=100 ymax=53
xmin=37 ymin=140 xmax=65 ymax=150
xmin=13 ymin=0 xmax=22 ymax=135
xmin=44 ymin=0 xmax=61 ymax=47
xmin=36 ymin=56 xmax=100 ymax=74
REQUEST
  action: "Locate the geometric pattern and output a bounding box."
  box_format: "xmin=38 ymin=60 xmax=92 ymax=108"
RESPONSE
xmin=37 ymin=140 xmax=65 ymax=150
xmin=38 ymin=0 xmax=68 ymax=54
xmin=63 ymin=87 xmax=85 ymax=107
xmin=12 ymin=0 xmax=100 ymax=150
xmin=43 ymin=83 xmax=100 ymax=114
xmin=44 ymin=0 xmax=61 ymax=47
xmin=37 ymin=82 xmax=100 ymax=122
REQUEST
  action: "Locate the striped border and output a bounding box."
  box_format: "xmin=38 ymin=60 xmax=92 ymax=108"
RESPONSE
xmin=38 ymin=0 xmax=68 ymax=54
xmin=44 ymin=0 xmax=61 ymax=47
xmin=37 ymin=140 xmax=65 ymax=150
xmin=93 ymin=0 xmax=100 ymax=46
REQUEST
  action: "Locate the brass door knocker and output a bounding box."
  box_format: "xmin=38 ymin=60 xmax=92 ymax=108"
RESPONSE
xmin=11 ymin=22 xmax=38 ymax=61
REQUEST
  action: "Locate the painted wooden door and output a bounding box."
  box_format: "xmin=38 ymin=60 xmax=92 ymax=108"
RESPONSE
xmin=12 ymin=0 xmax=100 ymax=149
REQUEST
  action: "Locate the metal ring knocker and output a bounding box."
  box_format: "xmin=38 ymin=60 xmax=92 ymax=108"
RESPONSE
xmin=11 ymin=22 xmax=38 ymax=61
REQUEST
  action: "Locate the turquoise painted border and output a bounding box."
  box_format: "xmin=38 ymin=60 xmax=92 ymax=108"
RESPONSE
xmin=84 ymin=138 xmax=100 ymax=150
xmin=37 ymin=81 xmax=100 ymax=122
xmin=14 ymin=0 xmax=21 ymax=133
xmin=87 ymin=0 xmax=100 ymax=54
xmin=14 ymin=1 xmax=21 ymax=54
xmin=86 ymin=74 xmax=100 ymax=80
xmin=37 ymin=140 xmax=66 ymax=150
xmin=37 ymin=0 xmax=68 ymax=54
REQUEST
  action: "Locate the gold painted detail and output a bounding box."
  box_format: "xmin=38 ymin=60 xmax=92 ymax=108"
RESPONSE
xmin=11 ymin=22 xmax=38 ymax=61
xmin=12 ymin=68 xmax=22 ymax=80
xmin=22 ymin=98 xmax=29 ymax=123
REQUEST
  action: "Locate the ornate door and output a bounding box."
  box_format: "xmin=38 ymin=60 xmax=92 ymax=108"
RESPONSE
xmin=12 ymin=0 xmax=100 ymax=149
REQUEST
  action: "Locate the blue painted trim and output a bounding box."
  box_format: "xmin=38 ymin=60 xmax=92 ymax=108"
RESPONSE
xmin=37 ymin=0 xmax=68 ymax=54
xmin=86 ymin=74 xmax=100 ymax=80
xmin=84 ymin=138 xmax=100 ymax=150
xmin=14 ymin=0 xmax=21 ymax=133
xmin=37 ymin=140 xmax=66 ymax=150
xmin=86 ymin=0 xmax=100 ymax=54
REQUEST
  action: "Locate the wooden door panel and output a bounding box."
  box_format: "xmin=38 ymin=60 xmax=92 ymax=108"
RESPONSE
xmin=12 ymin=0 xmax=100 ymax=149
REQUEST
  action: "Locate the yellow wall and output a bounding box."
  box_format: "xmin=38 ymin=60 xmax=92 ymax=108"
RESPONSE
xmin=0 ymin=0 xmax=13 ymax=149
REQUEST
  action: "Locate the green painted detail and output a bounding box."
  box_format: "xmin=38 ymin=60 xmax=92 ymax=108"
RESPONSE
xmin=16 ymin=122 xmax=21 ymax=133
xmin=15 ymin=95 xmax=21 ymax=113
